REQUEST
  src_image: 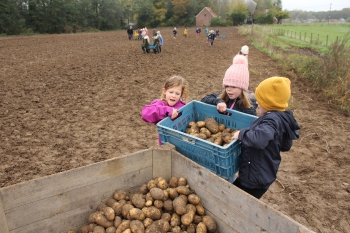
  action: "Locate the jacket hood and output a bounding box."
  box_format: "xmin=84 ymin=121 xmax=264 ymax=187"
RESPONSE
xmin=276 ymin=110 xmax=300 ymax=140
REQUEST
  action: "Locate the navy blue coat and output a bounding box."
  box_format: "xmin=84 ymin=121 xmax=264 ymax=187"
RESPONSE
xmin=237 ymin=110 xmax=300 ymax=189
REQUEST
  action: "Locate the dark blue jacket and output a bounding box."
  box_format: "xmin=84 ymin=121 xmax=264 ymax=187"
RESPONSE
xmin=201 ymin=92 xmax=257 ymax=116
xmin=237 ymin=110 xmax=300 ymax=189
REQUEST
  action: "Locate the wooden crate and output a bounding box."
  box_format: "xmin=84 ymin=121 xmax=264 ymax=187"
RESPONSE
xmin=0 ymin=145 xmax=315 ymax=233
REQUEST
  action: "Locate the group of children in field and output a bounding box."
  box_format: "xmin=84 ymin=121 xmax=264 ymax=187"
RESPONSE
xmin=141 ymin=44 xmax=300 ymax=199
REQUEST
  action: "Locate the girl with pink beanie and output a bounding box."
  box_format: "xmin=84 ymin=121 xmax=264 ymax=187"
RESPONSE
xmin=201 ymin=55 xmax=256 ymax=116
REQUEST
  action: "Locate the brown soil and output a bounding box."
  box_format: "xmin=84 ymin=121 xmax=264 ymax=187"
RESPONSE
xmin=1 ymin=27 xmax=349 ymax=233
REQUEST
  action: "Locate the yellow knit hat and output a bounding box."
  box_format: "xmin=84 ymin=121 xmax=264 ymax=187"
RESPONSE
xmin=255 ymin=77 xmax=291 ymax=111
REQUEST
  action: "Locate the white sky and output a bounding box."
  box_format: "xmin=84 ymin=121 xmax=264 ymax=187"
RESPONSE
xmin=282 ymin=0 xmax=349 ymax=11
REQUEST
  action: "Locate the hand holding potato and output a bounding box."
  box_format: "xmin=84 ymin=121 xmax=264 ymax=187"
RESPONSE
xmin=232 ymin=130 xmax=240 ymax=140
xmin=217 ymin=102 xmax=227 ymax=113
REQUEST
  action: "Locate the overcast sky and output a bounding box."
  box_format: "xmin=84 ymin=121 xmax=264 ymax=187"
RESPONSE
xmin=281 ymin=0 xmax=349 ymax=11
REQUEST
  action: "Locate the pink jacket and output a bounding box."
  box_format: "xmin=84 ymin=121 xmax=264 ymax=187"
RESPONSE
xmin=142 ymin=99 xmax=186 ymax=124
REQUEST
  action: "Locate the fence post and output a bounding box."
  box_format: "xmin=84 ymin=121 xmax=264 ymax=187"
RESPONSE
xmin=310 ymin=33 xmax=313 ymax=44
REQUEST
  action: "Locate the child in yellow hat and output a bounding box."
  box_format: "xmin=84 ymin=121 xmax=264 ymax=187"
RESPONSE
xmin=232 ymin=76 xmax=300 ymax=199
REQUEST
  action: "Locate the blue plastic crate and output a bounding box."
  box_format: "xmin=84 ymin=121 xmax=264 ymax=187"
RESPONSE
xmin=157 ymin=100 xmax=257 ymax=182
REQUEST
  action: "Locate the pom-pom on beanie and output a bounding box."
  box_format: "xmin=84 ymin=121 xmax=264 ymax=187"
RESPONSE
xmin=232 ymin=54 xmax=248 ymax=65
xmin=222 ymin=60 xmax=249 ymax=91
xmin=241 ymin=45 xmax=249 ymax=55
xmin=255 ymin=77 xmax=291 ymax=111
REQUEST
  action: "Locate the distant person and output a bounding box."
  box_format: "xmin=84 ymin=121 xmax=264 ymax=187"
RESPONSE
xmin=157 ymin=31 xmax=164 ymax=53
xmin=232 ymin=76 xmax=300 ymax=199
xmin=208 ymin=30 xmax=216 ymax=47
xmin=183 ymin=28 xmax=188 ymax=37
xmin=233 ymin=45 xmax=249 ymax=64
xmin=201 ymin=55 xmax=257 ymax=116
xmin=216 ymin=29 xmax=220 ymax=37
xmin=196 ymin=28 xmax=200 ymax=37
xmin=141 ymin=33 xmax=150 ymax=54
xmin=127 ymin=26 xmax=133 ymax=40
xmin=142 ymin=75 xmax=190 ymax=145
xmin=173 ymin=27 xmax=178 ymax=39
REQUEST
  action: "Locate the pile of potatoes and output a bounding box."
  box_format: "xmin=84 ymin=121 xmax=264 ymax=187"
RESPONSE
xmin=185 ymin=118 xmax=237 ymax=147
xmin=68 ymin=176 xmax=218 ymax=233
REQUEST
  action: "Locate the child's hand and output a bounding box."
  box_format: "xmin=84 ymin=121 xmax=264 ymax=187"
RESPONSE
xmin=232 ymin=130 xmax=240 ymax=140
xmin=217 ymin=102 xmax=227 ymax=113
xmin=171 ymin=109 xmax=178 ymax=119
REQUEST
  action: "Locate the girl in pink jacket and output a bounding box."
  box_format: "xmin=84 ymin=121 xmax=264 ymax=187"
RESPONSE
xmin=142 ymin=75 xmax=190 ymax=144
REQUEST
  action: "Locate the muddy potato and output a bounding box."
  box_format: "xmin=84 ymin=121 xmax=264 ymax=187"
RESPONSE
xmin=103 ymin=206 xmax=115 ymax=221
xmin=156 ymin=177 xmax=168 ymax=190
xmin=202 ymin=216 xmax=217 ymax=233
xmin=187 ymin=194 xmax=200 ymax=205
xmin=95 ymin=212 xmax=113 ymax=228
xmin=145 ymin=200 xmax=153 ymax=207
xmin=122 ymin=229 xmax=131 ymax=233
xmin=147 ymin=179 xmax=157 ymax=190
xmin=187 ymin=224 xmax=196 ymax=233
xmin=170 ymin=213 xmax=181 ymax=227
xmin=113 ymin=190 xmax=128 ymax=201
xmin=153 ymin=200 xmax=163 ymax=209
xmin=93 ymin=225 xmax=105 ymax=233
xmin=163 ymin=199 xmax=173 ymax=212
xmin=193 ymin=215 xmax=202 ymax=224
xmin=181 ymin=204 xmax=196 ymax=226
xmin=139 ymin=184 xmax=149 ymax=195
xmin=221 ymin=131 xmax=233 ymax=144
xmin=196 ymin=222 xmax=207 ymax=233
xmin=97 ymin=203 xmax=107 ymax=211
xmin=130 ymin=220 xmax=145 ymax=233
xmin=112 ymin=200 xmax=126 ymax=216
xmin=142 ymin=206 xmax=161 ymax=220
xmin=145 ymin=219 xmax=170 ymax=233
xmin=204 ymin=118 xmax=219 ymax=134
xmin=106 ymin=227 xmax=117 ymax=233
xmin=172 ymin=226 xmax=181 ymax=233
xmin=188 ymin=126 xmax=200 ymax=134
xmin=206 ymin=137 xmax=215 ymax=143
xmin=122 ymin=204 xmax=134 ymax=219
xmin=129 ymin=208 xmax=145 ymax=221
xmin=116 ymin=220 xmax=131 ymax=233
xmin=173 ymin=196 xmax=187 ymax=215
xmin=106 ymin=197 xmax=117 ymax=208
xmin=196 ymin=203 xmax=205 ymax=216
xmin=178 ymin=177 xmax=187 ymax=187
xmin=114 ymin=216 xmax=122 ymax=228
xmin=167 ymin=188 xmax=179 ymax=199
xmin=188 ymin=121 xmax=196 ymax=128
xmin=143 ymin=218 xmax=153 ymax=228
xmin=168 ymin=176 xmax=179 ymax=188
xmin=78 ymin=225 xmax=90 ymax=233
xmin=131 ymin=193 xmax=146 ymax=209
xmin=145 ymin=192 xmax=154 ymax=202
xmin=161 ymin=212 xmax=171 ymax=222
xmin=197 ymin=133 xmax=207 ymax=139
xmin=175 ymin=186 xmax=191 ymax=195
xmin=150 ymin=187 xmax=168 ymax=201
xmin=196 ymin=121 xmax=206 ymax=128
xmin=211 ymin=131 xmax=222 ymax=138
xmin=88 ymin=211 xmax=100 ymax=223
xmin=200 ymin=127 xmax=211 ymax=138
xmin=218 ymin=123 xmax=226 ymax=132
xmin=213 ymin=137 xmax=223 ymax=146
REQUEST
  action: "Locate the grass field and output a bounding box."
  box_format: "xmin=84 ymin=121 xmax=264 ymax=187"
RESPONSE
xmin=267 ymin=23 xmax=350 ymax=47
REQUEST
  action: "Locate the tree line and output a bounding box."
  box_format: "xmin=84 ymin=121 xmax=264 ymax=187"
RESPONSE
xmin=0 ymin=0 xmax=308 ymax=36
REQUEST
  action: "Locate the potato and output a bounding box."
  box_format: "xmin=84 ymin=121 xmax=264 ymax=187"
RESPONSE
xmin=106 ymin=227 xmax=117 ymax=233
xmin=172 ymin=226 xmax=181 ymax=233
xmin=122 ymin=204 xmax=134 ymax=219
xmin=139 ymin=184 xmax=149 ymax=195
xmin=204 ymin=118 xmax=219 ymax=134
xmin=131 ymin=193 xmax=146 ymax=209
xmin=129 ymin=208 xmax=145 ymax=221
xmin=218 ymin=123 xmax=226 ymax=132
xmin=161 ymin=212 xmax=171 ymax=222
xmin=78 ymin=225 xmax=90 ymax=233
xmin=196 ymin=121 xmax=206 ymax=128
xmin=181 ymin=204 xmax=196 ymax=226
xmin=114 ymin=216 xmax=122 ymax=228
xmin=222 ymin=128 xmax=234 ymax=134
xmin=173 ymin=196 xmax=187 ymax=215
xmin=200 ymin=127 xmax=211 ymax=138
xmin=155 ymin=177 xmax=168 ymax=190
xmin=170 ymin=213 xmax=180 ymax=227
xmin=206 ymin=137 xmax=215 ymax=143
xmin=196 ymin=203 xmax=205 ymax=216
xmin=97 ymin=203 xmax=107 ymax=211
xmin=145 ymin=219 xmax=170 ymax=233
xmin=88 ymin=211 xmax=100 ymax=223
xmin=95 ymin=212 xmax=113 ymax=228
xmin=196 ymin=222 xmax=207 ymax=233
xmin=167 ymin=188 xmax=179 ymax=199
xmin=188 ymin=126 xmax=199 ymax=134
xmin=145 ymin=192 xmax=154 ymax=202
xmin=122 ymin=229 xmax=131 ymax=233
xmin=106 ymin=197 xmax=117 ymax=207
xmin=154 ymin=200 xmax=163 ymax=209
xmin=145 ymin=200 xmax=153 ymax=207
xmin=187 ymin=223 xmax=196 ymax=233
xmin=211 ymin=131 xmax=222 ymax=138
xmin=143 ymin=218 xmax=153 ymax=228
xmin=202 ymin=216 xmax=217 ymax=233
xmin=67 ymin=230 xmax=76 ymax=233
xmin=147 ymin=179 xmax=157 ymax=190
xmin=116 ymin=220 xmax=131 ymax=233
xmin=163 ymin=199 xmax=173 ymax=212
xmin=103 ymin=207 xmax=115 ymax=221
xmin=93 ymin=225 xmax=105 ymax=233
xmin=113 ymin=190 xmax=128 ymax=201
xmin=213 ymin=137 xmax=223 ymax=146
xmin=187 ymin=194 xmax=200 ymax=205
xmin=142 ymin=206 xmax=161 ymax=220
xmin=168 ymin=177 xmax=179 ymax=188
xmin=178 ymin=177 xmax=187 ymax=186
xmin=221 ymin=131 xmax=233 ymax=144
xmin=112 ymin=200 xmax=126 ymax=216
xmin=130 ymin=220 xmax=145 ymax=233
xmin=175 ymin=186 xmax=191 ymax=195
xmin=193 ymin=215 xmax=202 ymax=224
xmin=188 ymin=121 xmax=196 ymax=128
xmin=150 ymin=187 xmax=168 ymax=201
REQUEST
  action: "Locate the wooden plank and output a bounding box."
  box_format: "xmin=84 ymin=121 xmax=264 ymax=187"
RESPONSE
xmin=0 ymin=197 xmax=9 ymax=233
xmin=152 ymin=147 xmax=172 ymax=180
xmin=171 ymin=150 xmax=315 ymax=233
xmin=0 ymin=149 xmax=152 ymax=211
xmin=3 ymin=151 xmax=154 ymax=232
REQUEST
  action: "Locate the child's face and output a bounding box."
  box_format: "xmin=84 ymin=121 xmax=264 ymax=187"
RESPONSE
xmin=257 ymin=102 xmax=267 ymax=116
xmin=163 ymin=86 xmax=182 ymax=106
xmin=225 ymin=86 xmax=242 ymax=100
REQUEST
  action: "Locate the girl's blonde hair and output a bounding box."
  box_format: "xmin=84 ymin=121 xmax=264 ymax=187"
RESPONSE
xmin=161 ymin=75 xmax=189 ymax=101
xmin=219 ymin=88 xmax=252 ymax=108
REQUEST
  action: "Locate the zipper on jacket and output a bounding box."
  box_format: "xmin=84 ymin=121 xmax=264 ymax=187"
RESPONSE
xmin=248 ymin=158 xmax=251 ymax=179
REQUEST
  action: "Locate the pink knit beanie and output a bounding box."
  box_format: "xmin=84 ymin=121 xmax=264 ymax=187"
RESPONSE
xmin=232 ymin=54 xmax=248 ymax=65
xmin=223 ymin=58 xmax=249 ymax=91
